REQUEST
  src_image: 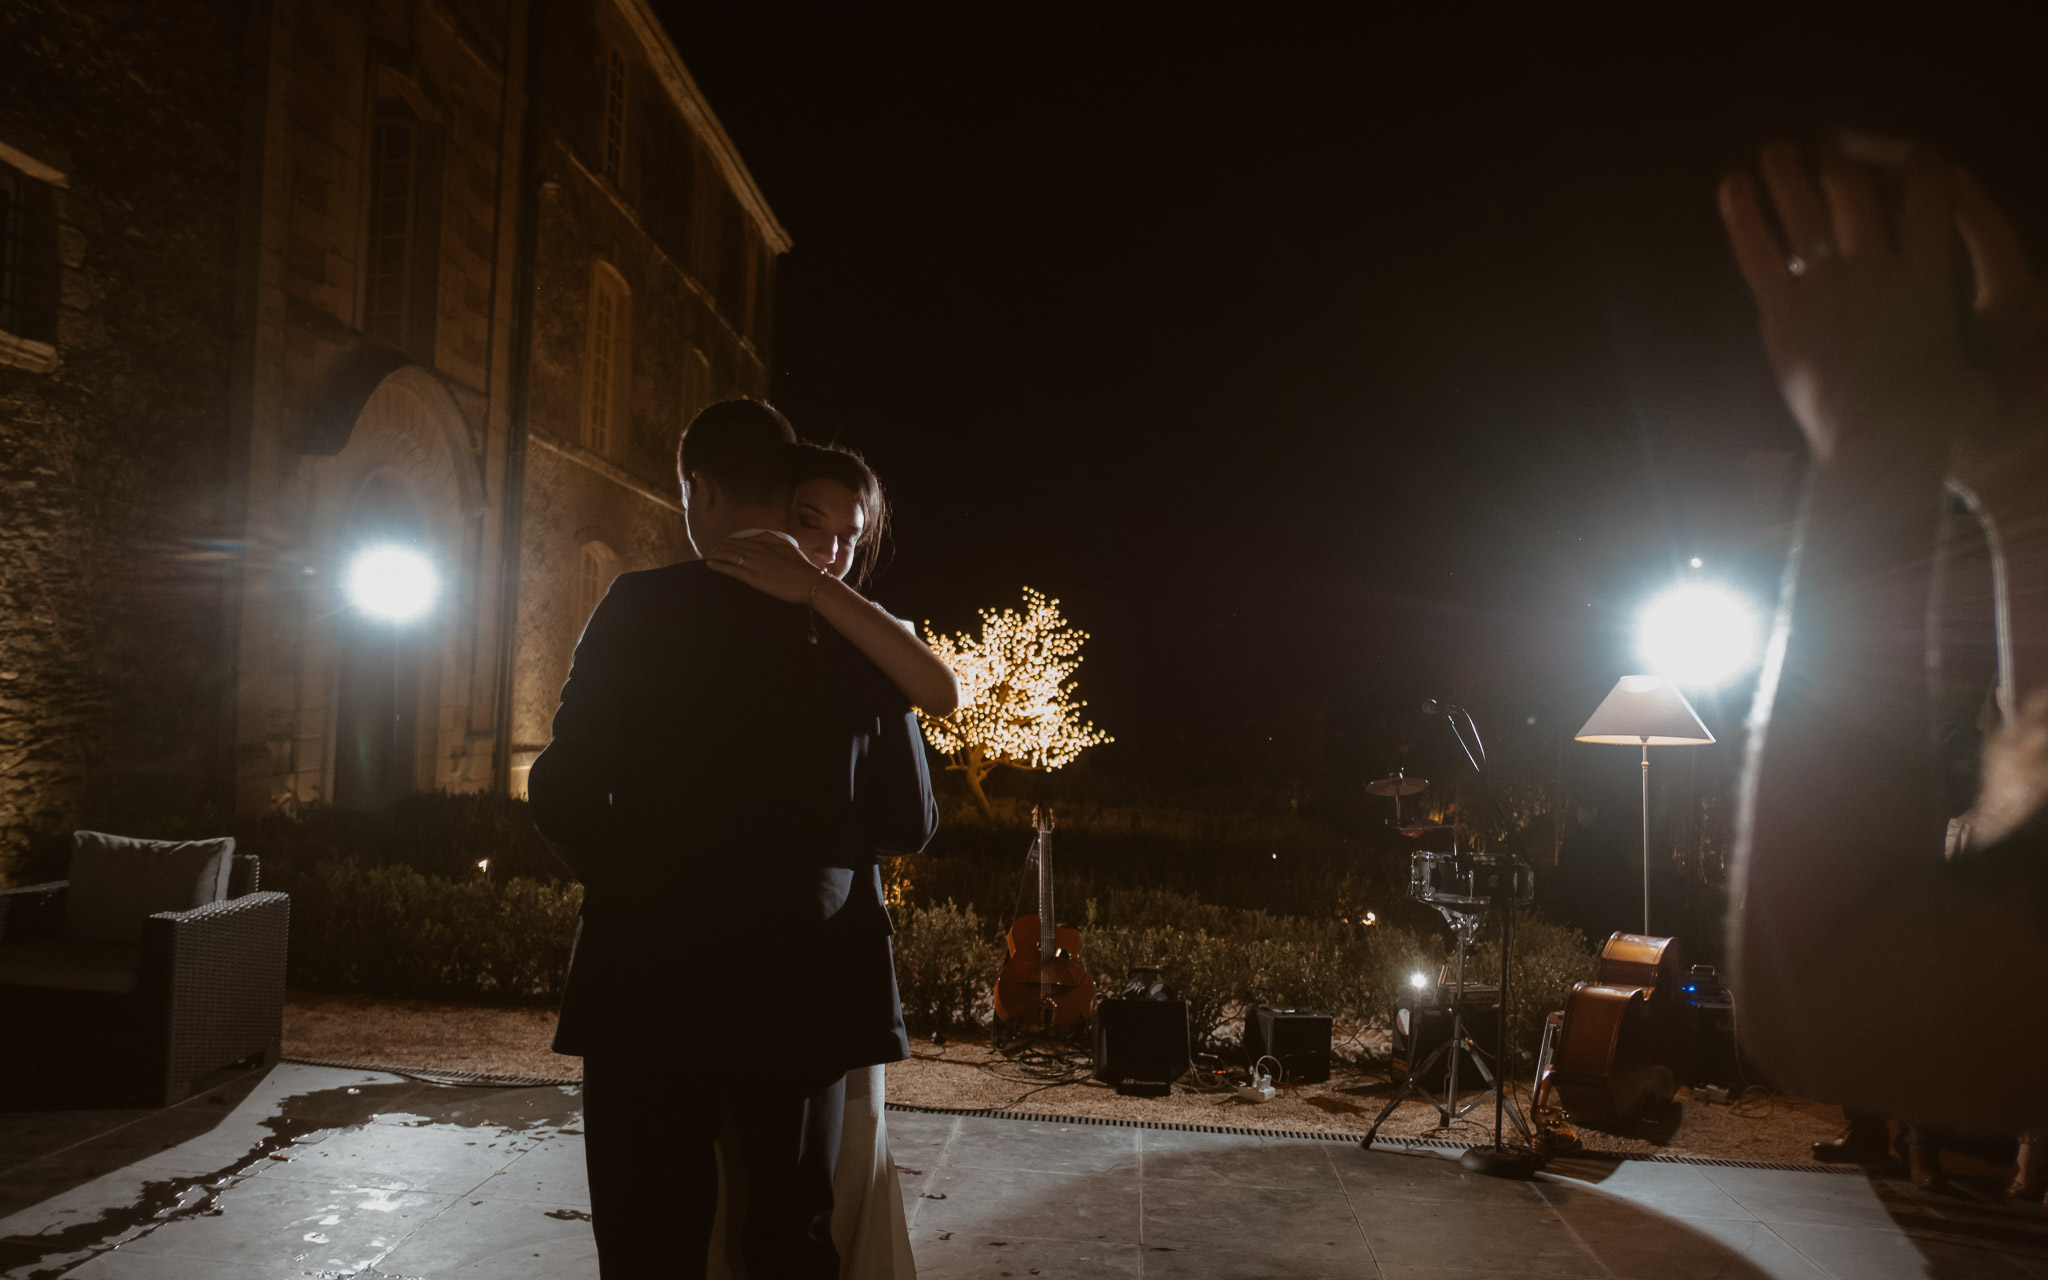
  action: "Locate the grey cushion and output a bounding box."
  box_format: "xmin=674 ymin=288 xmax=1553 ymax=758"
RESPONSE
xmin=0 ymin=938 xmax=141 ymax=994
xmin=62 ymin=831 xmax=234 ymax=944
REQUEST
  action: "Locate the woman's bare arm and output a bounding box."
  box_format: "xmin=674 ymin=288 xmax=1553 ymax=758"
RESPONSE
xmin=702 ymin=533 xmax=961 ymax=713
xmin=1721 ymin=143 xmax=2048 ymax=1128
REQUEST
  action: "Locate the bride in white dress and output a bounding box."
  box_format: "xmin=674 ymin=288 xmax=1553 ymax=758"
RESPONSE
xmin=701 ymin=441 xmax=958 ymax=1277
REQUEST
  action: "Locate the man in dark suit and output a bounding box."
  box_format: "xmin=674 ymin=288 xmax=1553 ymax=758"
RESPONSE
xmin=528 ymin=399 xmax=937 ymax=1278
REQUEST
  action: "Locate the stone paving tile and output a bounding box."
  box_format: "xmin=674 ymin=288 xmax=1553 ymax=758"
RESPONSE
xmin=257 ymin=1119 xmax=537 ymax=1195
xmin=1139 ymin=1234 xmax=1381 ymax=1279
xmin=907 ymin=1227 xmax=1142 ymax=1278
xmin=1138 ymin=1128 xmax=1346 ymax=1190
xmin=1350 ymin=1194 xmax=1607 ymax=1276
xmin=1553 ymin=1204 xmax=1830 ymax=1279
xmin=1331 ymin=1147 xmax=1548 ymax=1206
xmin=1141 ymin=1177 xmax=1364 ymax=1252
xmin=937 ymin=1118 xmax=1140 ymax=1177
xmin=373 ymin=1193 xmax=599 ymax=1279
xmin=911 ymin=1162 xmax=1141 ymax=1244
xmin=1766 ymin=1217 xmax=2039 ymax=1280
xmin=1697 ymin=1165 xmax=1902 ymax=1230
xmin=60 ymin=1249 xmax=283 ymax=1278
xmin=105 ymin=1168 xmax=458 ymax=1273
xmin=488 ymin=1133 xmax=591 ymax=1207
xmin=1536 ymin=1160 xmax=1760 ymax=1222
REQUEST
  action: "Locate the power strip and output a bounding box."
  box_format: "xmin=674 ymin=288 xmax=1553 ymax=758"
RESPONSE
xmin=1235 ymin=1069 xmax=1276 ymax=1103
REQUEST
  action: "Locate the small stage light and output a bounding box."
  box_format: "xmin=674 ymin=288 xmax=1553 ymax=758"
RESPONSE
xmin=1637 ymin=583 xmax=1760 ymax=689
xmin=1409 ymin=971 xmax=1429 ymax=991
xmin=345 ymin=545 xmax=438 ymax=622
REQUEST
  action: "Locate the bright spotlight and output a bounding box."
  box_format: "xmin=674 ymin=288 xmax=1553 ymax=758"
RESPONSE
xmin=346 ymin=545 xmax=438 ymax=622
xmin=1409 ymin=971 xmax=1429 ymax=991
xmin=1637 ymin=583 xmax=1759 ymax=688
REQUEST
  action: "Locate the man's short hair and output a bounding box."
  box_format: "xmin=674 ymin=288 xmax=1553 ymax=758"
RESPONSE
xmin=676 ymin=399 xmax=797 ymax=506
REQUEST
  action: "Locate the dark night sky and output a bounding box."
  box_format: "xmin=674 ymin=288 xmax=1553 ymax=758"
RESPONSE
xmin=655 ymin=5 xmax=2048 ymax=784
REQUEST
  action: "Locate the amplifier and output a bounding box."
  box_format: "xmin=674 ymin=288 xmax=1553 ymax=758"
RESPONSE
xmin=1092 ymin=998 xmax=1191 ymax=1097
xmin=1390 ymin=991 xmax=1500 ymax=1090
xmin=1242 ymin=1006 xmax=1333 ymax=1083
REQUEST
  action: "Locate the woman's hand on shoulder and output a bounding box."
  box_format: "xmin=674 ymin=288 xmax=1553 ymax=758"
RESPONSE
xmin=702 ymin=532 xmax=826 ymax=604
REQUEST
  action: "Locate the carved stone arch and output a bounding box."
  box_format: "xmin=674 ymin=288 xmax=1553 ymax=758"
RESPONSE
xmin=372 ymin=57 xmax=449 ymax=124
xmin=302 ymin=366 xmax=484 ymax=808
xmin=299 ymin=354 xmax=483 ymax=521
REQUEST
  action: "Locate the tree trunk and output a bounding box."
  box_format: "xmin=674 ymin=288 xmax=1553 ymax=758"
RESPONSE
xmin=957 ymin=744 xmax=995 ymax=819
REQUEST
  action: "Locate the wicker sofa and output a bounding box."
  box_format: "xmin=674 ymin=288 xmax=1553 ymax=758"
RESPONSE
xmin=0 ymin=832 xmax=290 ymax=1106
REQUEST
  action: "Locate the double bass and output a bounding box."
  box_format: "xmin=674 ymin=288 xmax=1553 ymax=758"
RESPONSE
xmin=992 ymin=807 xmax=1095 ymax=1035
xmin=1539 ymin=932 xmax=1684 ymax=1131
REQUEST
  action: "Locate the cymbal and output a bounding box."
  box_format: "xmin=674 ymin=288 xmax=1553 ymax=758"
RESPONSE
xmin=1366 ymin=774 xmax=1429 ymax=797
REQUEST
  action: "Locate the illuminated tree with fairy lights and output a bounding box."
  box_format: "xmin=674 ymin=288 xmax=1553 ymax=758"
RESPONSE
xmin=918 ymin=588 xmax=1112 ymax=817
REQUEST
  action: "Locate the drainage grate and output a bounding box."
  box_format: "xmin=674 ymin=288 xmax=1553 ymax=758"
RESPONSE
xmin=282 ymin=1056 xmax=581 ymax=1090
xmin=882 ymin=1102 xmax=1863 ymax=1173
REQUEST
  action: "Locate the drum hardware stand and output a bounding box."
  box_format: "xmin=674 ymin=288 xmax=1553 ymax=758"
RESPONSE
xmin=1359 ymin=890 xmax=1530 ymax=1149
xmin=1360 ymin=700 xmax=1542 ymax=1179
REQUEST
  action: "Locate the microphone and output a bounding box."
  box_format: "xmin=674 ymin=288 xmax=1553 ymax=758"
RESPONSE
xmin=1421 ymin=698 xmax=1460 ymax=717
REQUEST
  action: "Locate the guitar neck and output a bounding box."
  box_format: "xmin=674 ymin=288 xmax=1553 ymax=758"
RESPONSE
xmin=1036 ymin=813 xmax=1055 ymax=963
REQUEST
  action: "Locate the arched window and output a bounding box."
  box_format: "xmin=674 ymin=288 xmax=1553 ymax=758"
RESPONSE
xmin=583 ymin=262 xmax=629 ymax=455
xmin=578 ymin=541 xmax=620 ymax=624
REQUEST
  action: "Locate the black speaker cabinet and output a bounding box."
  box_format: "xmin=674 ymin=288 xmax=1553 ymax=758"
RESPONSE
xmin=1242 ymin=1005 xmax=1333 ymax=1083
xmin=1092 ymin=998 xmax=1191 ymax=1096
xmin=1390 ymin=992 xmax=1500 ymax=1091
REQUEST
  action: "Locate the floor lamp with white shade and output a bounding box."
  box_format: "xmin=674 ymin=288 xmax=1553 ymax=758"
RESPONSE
xmin=1574 ymin=674 xmax=1714 ymax=935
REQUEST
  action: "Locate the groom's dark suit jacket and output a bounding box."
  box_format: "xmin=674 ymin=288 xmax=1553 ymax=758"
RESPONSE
xmin=528 ymin=560 xmax=937 ymax=1090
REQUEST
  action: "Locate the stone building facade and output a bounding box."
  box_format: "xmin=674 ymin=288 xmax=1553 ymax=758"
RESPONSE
xmin=0 ymin=0 xmax=785 ymax=876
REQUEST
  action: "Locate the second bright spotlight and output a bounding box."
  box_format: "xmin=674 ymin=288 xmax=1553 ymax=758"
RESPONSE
xmin=345 ymin=545 xmax=439 ymax=623
xmin=1636 ymin=583 xmax=1760 ymax=689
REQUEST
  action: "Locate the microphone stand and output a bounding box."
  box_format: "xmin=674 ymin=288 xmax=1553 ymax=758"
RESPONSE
xmin=1434 ymin=703 xmax=1542 ymax=1180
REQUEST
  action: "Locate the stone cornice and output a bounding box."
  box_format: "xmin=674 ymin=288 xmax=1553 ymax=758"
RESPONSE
xmin=529 ymin=425 xmax=685 ymax=514
xmin=611 ymin=0 xmax=792 ymax=256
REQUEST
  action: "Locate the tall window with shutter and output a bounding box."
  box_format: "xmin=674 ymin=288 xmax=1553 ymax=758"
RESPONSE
xmin=0 ymin=160 xmax=61 ymax=345
xmin=363 ymin=106 xmax=420 ymax=348
xmin=584 ymin=263 xmax=629 ymax=456
xmin=601 ymin=46 xmax=627 ymax=189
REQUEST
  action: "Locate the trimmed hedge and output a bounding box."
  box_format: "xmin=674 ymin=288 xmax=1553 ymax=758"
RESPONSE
xmin=40 ymin=792 xmax=1597 ymax=1040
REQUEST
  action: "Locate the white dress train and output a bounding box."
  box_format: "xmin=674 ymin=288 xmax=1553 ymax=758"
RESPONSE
xmin=707 ymin=1063 xmax=916 ymax=1278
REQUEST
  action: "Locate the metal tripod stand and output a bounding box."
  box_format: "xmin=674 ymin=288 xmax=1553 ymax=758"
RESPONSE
xmin=1360 ymin=880 xmax=1530 ymax=1149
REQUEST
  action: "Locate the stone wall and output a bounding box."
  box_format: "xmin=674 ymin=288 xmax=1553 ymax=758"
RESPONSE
xmin=0 ymin=0 xmax=785 ymax=862
xmin=228 ymin=0 xmax=524 ymax=816
xmin=0 ymin=1 xmax=250 ymax=874
xmin=506 ymin=3 xmax=784 ymax=788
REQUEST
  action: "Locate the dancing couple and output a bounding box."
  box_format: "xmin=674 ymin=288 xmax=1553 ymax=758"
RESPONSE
xmin=528 ymin=398 xmax=955 ymax=1278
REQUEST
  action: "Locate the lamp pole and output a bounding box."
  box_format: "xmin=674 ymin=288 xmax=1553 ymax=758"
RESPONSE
xmin=1639 ymin=741 xmax=1650 ymax=935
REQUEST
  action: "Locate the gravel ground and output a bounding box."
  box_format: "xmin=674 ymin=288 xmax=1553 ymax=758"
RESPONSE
xmin=879 ymin=1029 xmax=1857 ymax=1164
xmin=285 ymin=993 xmax=1878 ymax=1166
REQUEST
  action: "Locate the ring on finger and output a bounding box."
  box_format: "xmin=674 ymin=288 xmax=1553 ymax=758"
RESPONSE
xmin=1786 ymin=240 xmax=1837 ymax=277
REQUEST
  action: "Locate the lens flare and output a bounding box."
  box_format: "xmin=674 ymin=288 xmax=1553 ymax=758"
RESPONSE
xmin=1637 ymin=583 xmax=1760 ymax=688
xmin=345 ymin=545 xmax=438 ymax=622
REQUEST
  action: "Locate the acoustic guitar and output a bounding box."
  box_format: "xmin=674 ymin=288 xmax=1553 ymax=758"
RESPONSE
xmin=992 ymin=807 xmax=1095 ymax=1034
xmin=1538 ymin=932 xmax=1683 ymax=1131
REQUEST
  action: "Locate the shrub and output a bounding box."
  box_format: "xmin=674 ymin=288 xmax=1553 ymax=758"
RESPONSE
xmin=892 ymin=899 xmax=1002 ymax=1033
xmin=1468 ymin=910 xmax=1600 ymax=1056
xmin=272 ymin=857 xmax=581 ymax=1003
xmin=1354 ymin=923 xmax=1442 ymax=1030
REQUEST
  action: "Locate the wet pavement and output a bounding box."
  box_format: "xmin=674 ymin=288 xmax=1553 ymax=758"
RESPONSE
xmin=3 ymin=1062 xmax=2045 ymax=1278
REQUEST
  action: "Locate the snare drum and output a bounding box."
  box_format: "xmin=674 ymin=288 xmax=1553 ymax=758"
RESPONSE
xmin=1410 ymin=851 xmax=1534 ymax=910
